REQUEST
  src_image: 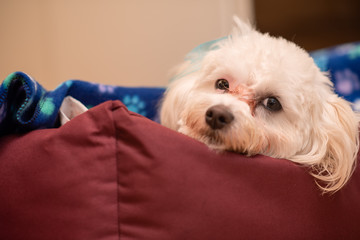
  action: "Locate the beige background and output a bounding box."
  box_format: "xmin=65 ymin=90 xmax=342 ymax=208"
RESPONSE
xmin=0 ymin=0 xmax=254 ymax=89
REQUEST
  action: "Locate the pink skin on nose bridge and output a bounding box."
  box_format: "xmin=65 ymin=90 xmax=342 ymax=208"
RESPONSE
xmin=228 ymin=85 xmax=256 ymax=115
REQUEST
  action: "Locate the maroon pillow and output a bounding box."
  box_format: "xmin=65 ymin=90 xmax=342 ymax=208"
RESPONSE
xmin=1 ymin=100 xmax=360 ymax=240
xmin=0 ymin=101 xmax=119 ymax=239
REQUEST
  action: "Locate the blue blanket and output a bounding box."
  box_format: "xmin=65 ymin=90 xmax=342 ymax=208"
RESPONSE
xmin=1 ymin=41 xmax=359 ymax=136
xmin=0 ymin=72 xmax=164 ymax=135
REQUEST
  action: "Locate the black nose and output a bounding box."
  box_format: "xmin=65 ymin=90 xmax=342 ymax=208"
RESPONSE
xmin=205 ymin=105 xmax=234 ymax=130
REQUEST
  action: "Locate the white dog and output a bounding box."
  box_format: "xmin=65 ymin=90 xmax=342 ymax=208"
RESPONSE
xmin=160 ymin=17 xmax=359 ymax=193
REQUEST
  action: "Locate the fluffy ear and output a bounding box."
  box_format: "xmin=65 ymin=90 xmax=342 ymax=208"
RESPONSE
xmin=305 ymin=96 xmax=359 ymax=193
xmin=231 ymin=16 xmax=254 ymax=36
xmin=160 ymin=75 xmax=195 ymax=131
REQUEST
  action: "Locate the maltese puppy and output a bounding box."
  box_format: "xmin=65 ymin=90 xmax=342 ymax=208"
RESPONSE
xmin=160 ymin=17 xmax=359 ymax=193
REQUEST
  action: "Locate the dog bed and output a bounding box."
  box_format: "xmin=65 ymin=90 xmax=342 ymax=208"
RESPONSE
xmin=0 ymin=42 xmax=360 ymax=239
xmin=1 ymin=100 xmax=360 ymax=239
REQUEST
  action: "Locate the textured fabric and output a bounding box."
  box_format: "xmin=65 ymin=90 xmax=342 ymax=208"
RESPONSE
xmin=1 ymin=101 xmax=360 ymax=239
xmin=0 ymin=101 xmax=119 ymax=240
xmin=0 ymin=71 xmax=165 ymax=135
xmin=113 ymin=101 xmax=360 ymax=240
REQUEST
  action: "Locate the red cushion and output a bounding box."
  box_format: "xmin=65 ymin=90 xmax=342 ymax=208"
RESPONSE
xmin=1 ymin=100 xmax=360 ymax=239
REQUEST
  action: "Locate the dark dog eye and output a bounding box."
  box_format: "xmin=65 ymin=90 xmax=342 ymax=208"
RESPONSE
xmin=215 ymin=79 xmax=229 ymax=91
xmin=262 ymin=97 xmax=282 ymax=112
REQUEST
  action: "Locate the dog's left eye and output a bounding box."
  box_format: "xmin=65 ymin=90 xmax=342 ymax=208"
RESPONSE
xmin=215 ymin=79 xmax=229 ymax=91
xmin=262 ymin=97 xmax=282 ymax=112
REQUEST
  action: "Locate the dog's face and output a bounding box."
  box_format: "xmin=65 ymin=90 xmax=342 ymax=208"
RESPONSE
xmin=160 ymin=18 xmax=359 ymax=193
xmin=174 ymin=35 xmax=323 ymax=158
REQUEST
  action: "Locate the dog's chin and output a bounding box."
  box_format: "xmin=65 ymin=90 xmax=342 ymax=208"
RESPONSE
xmin=197 ymin=131 xmax=227 ymax=150
xmin=179 ymin=126 xmax=248 ymax=154
xmin=180 ymin=125 xmax=219 ymax=146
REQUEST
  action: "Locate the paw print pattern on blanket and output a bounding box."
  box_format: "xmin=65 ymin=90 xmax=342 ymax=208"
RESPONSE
xmin=349 ymin=45 xmax=360 ymax=60
xmin=122 ymin=94 xmax=147 ymax=116
xmin=40 ymin=97 xmax=56 ymax=116
xmin=334 ymin=69 xmax=360 ymax=96
xmin=310 ymin=42 xmax=360 ymax=109
xmin=98 ymin=84 xmax=115 ymax=94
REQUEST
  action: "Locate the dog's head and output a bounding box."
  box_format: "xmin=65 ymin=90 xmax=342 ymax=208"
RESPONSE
xmin=160 ymin=17 xmax=359 ymax=193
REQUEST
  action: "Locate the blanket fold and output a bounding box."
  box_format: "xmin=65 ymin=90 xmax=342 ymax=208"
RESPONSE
xmin=0 ymin=72 xmax=165 ymax=135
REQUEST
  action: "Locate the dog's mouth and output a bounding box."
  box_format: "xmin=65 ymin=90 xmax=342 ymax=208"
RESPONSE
xmin=196 ymin=127 xmax=233 ymax=149
xmin=202 ymin=130 xmax=223 ymax=145
xmin=197 ymin=129 xmax=248 ymax=154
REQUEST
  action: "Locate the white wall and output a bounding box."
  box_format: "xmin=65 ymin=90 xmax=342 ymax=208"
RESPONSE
xmin=0 ymin=0 xmax=254 ymax=89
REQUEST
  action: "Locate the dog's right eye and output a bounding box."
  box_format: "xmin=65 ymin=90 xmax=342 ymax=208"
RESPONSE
xmin=262 ymin=97 xmax=282 ymax=112
xmin=215 ymin=79 xmax=229 ymax=91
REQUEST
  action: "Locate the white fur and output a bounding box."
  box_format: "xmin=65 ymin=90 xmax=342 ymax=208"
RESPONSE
xmin=160 ymin=17 xmax=359 ymax=193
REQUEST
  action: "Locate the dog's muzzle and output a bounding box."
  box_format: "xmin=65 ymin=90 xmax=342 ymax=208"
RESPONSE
xmin=205 ymin=104 xmax=234 ymax=130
